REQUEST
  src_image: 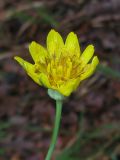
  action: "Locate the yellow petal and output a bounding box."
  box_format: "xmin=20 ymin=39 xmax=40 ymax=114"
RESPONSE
xmin=14 ymin=56 xmax=41 ymax=85
xmin=39 ymin=73 xmax=51 ymax=88
xmin=65 ymin=32 xmax=80 ymax=57
xmin=29 ymin=41 xmax=48 ymax=63
xmin=58 ymin=79 xmax=79 ymax=96
xmin=72 ymin=77 xmax=81 ymax=91
xmin=81 ymin=45 xmax=94 ymax=65
xmin=80 ymin=56 xmax=99 ymax=81
xmin=47 ymin=29 xmax=64 ymax=58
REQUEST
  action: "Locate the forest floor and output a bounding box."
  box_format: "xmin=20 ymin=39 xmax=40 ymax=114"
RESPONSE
xmin=0 ymin=0 xmax=120 ymax=160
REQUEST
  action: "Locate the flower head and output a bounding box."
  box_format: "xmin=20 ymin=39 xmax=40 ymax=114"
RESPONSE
xmin=14 ymin=29 xmax=99 ymax=96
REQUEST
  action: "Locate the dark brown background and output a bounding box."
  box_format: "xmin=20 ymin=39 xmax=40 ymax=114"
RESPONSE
xmin=0 ymin=0 xmax=120 ymax=160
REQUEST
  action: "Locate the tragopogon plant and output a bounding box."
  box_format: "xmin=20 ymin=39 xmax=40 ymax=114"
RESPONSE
xmin=14 ymin=29 xmax=99 ymax=160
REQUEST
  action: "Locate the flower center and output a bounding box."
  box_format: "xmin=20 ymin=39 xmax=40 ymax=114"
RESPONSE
xmin=34 ymin=55 xmax=83 ymax=87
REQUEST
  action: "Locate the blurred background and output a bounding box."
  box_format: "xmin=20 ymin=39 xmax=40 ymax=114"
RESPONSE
xmin=0 ymin=0 xmax=120 ymax=160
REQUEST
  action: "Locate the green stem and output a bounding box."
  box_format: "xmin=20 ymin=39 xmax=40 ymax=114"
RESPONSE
xmin=45 ymin=100 xmax=63 ymax=160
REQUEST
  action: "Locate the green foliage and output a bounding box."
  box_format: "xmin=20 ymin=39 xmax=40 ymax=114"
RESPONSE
xmin=35 ymin=7 xmax=58 ymax=27
xmin=0 ymin=121 xmax=11 ymax=130
xmin=97 ymin=64 xmax=120 ymax=79
xmin=12 ymin=7 xmax=58 ymax=27
xmin=56 ymin=122 xmax=120 ymax=160
xmin=0 ymin=148 xmax=6 ymax=155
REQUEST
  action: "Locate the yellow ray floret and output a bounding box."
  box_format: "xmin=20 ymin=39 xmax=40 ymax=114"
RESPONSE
xmin=14 ymin=29 xmax=99 ymax=96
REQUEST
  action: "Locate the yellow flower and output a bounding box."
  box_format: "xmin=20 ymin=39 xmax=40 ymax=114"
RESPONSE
xmin=14 ymin=29 xmax=99 ymax=96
